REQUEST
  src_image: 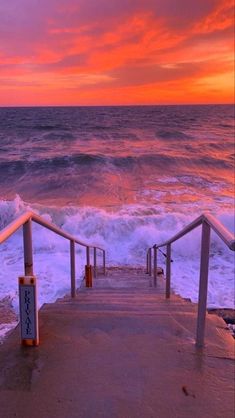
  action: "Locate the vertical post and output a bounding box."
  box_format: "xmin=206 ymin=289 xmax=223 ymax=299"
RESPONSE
xmin=85 ymin=246 xmax=92 ymax=287
xmin=23 ymin=219 xmax=33 ymax=275
xmin=21 ymin=219 xmax=39 ymax=346
xmin=166 ymin=244 xmax=171 ymax=299
xmin=70 ymin=240 xmax=76 ymax=298
xmin=86 ymin=246 xmax=90 ymax=266
xmin=103 ymin=250 xmax=106 ymax=276
xmin=196 ymin=222 xmax=211 ymax=348
xmin=93 ymin=247 xmax=97 ymax=278
xmin=153 ymin=246 xmax=157 ymax=287
xmin=146 ymin=250 xmax=149 ymax=274
xmin=149 ymin=248 xmax=152 ymax=276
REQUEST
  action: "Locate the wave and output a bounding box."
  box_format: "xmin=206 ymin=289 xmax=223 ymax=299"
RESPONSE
xmin=42 ymin=132 xmax=76 ymax=141
xmin=0 ymin=196 xmax=234 ymax=313
xmin=33 ymin=124 xmax=72 ymax=131
xmin=1 ymin=151 xmax=232 ymax=173
xmin=156 ymin=129 xmax=191 ymax=140
xmin=0 ymin=154 xmax=105 ymax=174
xmin=218 ymin=123 xmax=234 ymax=129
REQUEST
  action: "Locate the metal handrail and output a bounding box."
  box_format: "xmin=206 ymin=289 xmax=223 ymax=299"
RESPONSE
xmin=0 ymin=210 xmax=104 ymax=250
xmin=146 ymin=213 xmax=235 ymax=348
xmin=0 ymin=210 xmax=106 ymax=297
xmin=150 ymin=214 xmax=235 ymax=251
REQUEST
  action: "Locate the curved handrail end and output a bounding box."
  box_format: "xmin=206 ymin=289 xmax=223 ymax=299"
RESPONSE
xmin=229 ymin=240 xmax=235 ymax=251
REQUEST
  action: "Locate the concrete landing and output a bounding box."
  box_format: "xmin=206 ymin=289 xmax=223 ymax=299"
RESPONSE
xmin=0 ymin=267 xmax=234 ymax=418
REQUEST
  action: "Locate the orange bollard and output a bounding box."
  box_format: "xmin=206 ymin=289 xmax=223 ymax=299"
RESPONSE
xmin=85 ymin=265 xmax=92 ymax=288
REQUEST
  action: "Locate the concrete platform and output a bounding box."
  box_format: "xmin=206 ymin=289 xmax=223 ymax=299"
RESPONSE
xmin=0 ymin=268 xmax=234 ymax=418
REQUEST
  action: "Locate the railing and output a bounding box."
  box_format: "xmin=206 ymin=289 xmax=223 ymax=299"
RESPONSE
xmin=146 ymin=213 xmax=235 ymax=348
xmin=0 ymin=211 xmax=106 ymax=297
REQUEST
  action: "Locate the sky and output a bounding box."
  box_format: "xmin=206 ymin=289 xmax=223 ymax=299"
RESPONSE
xmin=0 ymin=0 xmax=234 ymax=106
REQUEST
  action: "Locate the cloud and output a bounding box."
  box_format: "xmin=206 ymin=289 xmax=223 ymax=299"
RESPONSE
xmin=0 ymin=0 xmax=233 ymax=104
xmin=108 ymin=62 xmax=200 ymax=87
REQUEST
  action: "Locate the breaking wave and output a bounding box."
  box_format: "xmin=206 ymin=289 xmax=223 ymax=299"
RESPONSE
xmin=0 ymin=196 xmax=234 ymax=313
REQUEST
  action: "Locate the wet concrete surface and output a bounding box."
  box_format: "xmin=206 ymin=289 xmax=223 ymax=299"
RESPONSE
xmin=0 ymin=268 xmax=234 ymax=418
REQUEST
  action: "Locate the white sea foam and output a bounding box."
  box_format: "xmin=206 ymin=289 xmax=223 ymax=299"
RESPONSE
xmin=0 ymin=322 xmax=18 ymax=344
xmin=0 ymin=196 xmax=234 ymax=327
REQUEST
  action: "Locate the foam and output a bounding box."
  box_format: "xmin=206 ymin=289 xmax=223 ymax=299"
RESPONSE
xmin=0 ymin=322 xmax=18 ymax=343
xmin=0 ymin=196 xmax=234 ymax=322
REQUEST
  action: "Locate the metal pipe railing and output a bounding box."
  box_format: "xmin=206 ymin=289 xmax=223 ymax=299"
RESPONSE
xmin=86 ymin=246 xmax=90 ymax=266
xmin=150 ymin=214 xmax=235 ymax=251
xmin=103 ymin=250 xmax=106 ymax=275
xmin=23 ymin=219 xmax=33 ymax=276
xmin=166 ymin=244 xmax=171 ymax=299
xmin=146 ymin=250 xmax=149 ymax=274
xmin=70 ymin=240 xmax=76 ymax=298
xmin=153 ymin=246 xmax=157 ymax=286
xmin=0 ymin=212 xmax=32 ymax=244
xmin=204 ymin=213 xmax=235 ymax=250
xmin=146 ymin=213 xmax=235 ymax=348
xmin=148 ymin=248 xmax=152 ymax=276
xmin=0 ymin=211 xmax=104 ymax=251
xmin=196 ymin=221 xmax=211 ymax=347
xmin=0 ymin=211 xmax=106 ymax=298
xmin=93 ymin=247 xmax=97 ymax=278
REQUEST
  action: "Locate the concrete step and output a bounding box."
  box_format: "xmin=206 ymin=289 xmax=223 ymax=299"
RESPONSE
xmin=0 ymin=267 xmax=234 ymax=418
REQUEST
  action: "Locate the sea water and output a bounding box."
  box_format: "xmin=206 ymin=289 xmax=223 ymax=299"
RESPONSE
xmin=0 ymin=105 xmax=234 ymax=331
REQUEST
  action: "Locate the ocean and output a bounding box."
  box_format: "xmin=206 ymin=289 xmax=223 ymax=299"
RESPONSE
xmin=0 ymin=105 xmax=234 ymax=333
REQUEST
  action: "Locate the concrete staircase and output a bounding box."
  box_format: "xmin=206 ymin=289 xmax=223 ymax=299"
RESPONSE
xmin=0 ymin=267 xmax=234 ymax=418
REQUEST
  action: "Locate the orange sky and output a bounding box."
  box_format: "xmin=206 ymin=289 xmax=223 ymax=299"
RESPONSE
xmin=0 ymin=0 xmax=234 ymax=106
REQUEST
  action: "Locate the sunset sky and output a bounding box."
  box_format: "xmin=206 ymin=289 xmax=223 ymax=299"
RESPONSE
xmin=0 ymin=0 xmax=234 ymax=106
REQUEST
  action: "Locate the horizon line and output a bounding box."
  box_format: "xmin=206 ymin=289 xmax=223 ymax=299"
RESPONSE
xmin=0 ymin=102 xmax=233 ymax=108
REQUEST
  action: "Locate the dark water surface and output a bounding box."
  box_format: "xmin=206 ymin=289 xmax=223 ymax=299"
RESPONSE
xmin=0 ymin=105 xmax=233 ymax=210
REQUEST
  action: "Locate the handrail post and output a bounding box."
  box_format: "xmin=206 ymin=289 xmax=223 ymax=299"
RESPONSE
xmin=86 ymin=246 xmax=90 ymax=266
xmin=146 ymin=250 xmax=149 ymax=274
xmin=196 ymin=221 xmax=211 ymax=348
xmin=153 ymin=246 xmax=157 ymax=286
xmin=93 ymin=247 xmax=97 ymax=278
xmin=22 ymin=219 xmax=39 ymax=346
xmin=166 ymin=244 xmax=171 ymax=298
xmin=85 ymin=246 xmax=92 ymax=287
xmin=23 ymin=219 xmax=33 ymax=275
xmin=70 ymin=240 xmax=76 ymax=298
xmin=149 ymin=248 xmax=152 ymax=276
xmin=103 ymin=250 xmax=106 ymax=275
